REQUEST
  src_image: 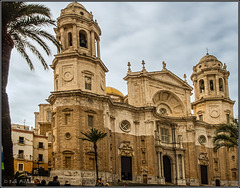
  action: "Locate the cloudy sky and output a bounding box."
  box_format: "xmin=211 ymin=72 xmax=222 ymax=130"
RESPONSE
xmin=7 ymin=2 xmax=238 ymax=127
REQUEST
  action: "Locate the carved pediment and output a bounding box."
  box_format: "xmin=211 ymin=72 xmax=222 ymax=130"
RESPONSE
xmin=150 ymin=70 xmax=192 ymax=90
xmin=62 ymin=108 xmax=73 ymax=112
xmin=62 ymin=150 xmax=74 ymax=154
xmin=119 ymin=141 xmax=134 ymax=157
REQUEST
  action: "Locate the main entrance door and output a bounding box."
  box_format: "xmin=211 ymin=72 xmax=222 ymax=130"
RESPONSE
xmin=200 ymin=165 xmax=208 ymax=184
xmin=163 ymin=155 xmax=172 ymax=183
xmin=121 ymin=156 xmax=132 ymax=180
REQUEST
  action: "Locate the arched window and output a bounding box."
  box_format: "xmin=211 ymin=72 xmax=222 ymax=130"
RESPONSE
xmin=199 ymin=79 xmax=205 ymax=93
xmin=68 ymin=32 xmax=72 ymax=46
xmin=219 ymin=78 xmax=224 ymax=91
xmin=79 ymin=30 xmax=87 ymax=48
xmin=210 ymin=80 xmax=214 ymax=91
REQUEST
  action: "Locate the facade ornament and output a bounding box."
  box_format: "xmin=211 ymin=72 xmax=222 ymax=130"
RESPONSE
xmin=141 ymin=60 xmax=146 ymax=72
xmin=162 ymin=61 xmax=166 ymax=70
xmin=223 ymin=63 xmax=227 ymax=70
xmin=127 ymin=62 xmax=132 ymax=73
xmin=90 ymin=11 xmax=93 ymax=21
xmin=184 ymin=74 xmax=187 ymax=82
xmin=118 ymin=141 xmax=134 ymax=157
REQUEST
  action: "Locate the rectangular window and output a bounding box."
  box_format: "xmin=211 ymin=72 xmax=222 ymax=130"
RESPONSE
xmin=88 ymin=115 xmax=93 ymax=127
xmin=65 ymin=113 xmax=70 ymax=125
xmin=89 ymin=157 xmax=94 ymax=170
xmin=161 ymin=128 xmax=169 ymax=143
xmin=19 ymin=137 xmax=24 ymax=144
xmin=18 ymin=163 xmax=24 ymax=171
xmin=226 ymin=114 xmax=230 ymax=124
xmin=18 ymin=150 xmax=24 ymax=158
xmin=65 ymin=157 xmax=71 ymax=169
xmin=85 ymin=76 xmax=92 ymax=90
xmin=39 ymin=142 xmax=43 ymax=148
xmin=38 ymin=154 xmax=43 ymax=162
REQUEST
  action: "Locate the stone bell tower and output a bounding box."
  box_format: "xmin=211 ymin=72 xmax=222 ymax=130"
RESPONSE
xmin=51 ymin=2 xmax=108 ymax=95
xmin=191 ymin=53 xmax=235 ymax=124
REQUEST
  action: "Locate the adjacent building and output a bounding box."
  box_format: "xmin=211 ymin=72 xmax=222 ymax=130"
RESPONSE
xmin=12 ymin=124 xmax=48 ymax=175
xmin=33 ymin=2 xmax=238 ymax=186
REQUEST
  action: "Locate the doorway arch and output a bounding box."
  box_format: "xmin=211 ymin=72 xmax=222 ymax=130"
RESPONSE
xmin=163 ymin=155 xmax=172 ymax=183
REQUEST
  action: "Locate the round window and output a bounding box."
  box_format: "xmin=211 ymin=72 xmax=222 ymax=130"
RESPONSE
xmin=65 ymin=132 xmax=71 ymax=140
xmin=120 ymin=120 xmax=131 ymax=132
xmin=159 ymin=108 xmax=167 ymax=115
xmin=198 ymin=135 xmax=207 ymax=145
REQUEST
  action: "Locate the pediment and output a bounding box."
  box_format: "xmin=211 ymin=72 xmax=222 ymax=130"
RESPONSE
xmin=149 ymin=70 xmax=192 ymax=90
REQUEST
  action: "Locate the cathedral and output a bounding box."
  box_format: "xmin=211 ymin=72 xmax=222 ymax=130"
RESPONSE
xmin=34 ymin=2 xmax=238 ymax=186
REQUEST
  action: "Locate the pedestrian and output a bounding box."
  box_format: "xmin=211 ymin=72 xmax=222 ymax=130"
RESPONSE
xmin=64 ymin=180 xmax=71 ymax=186
xmin=48 ymin=176 xmax=60 ymax=186
xmin=34 ymin=179 xmax=41 ymax=186
xmin=40 ymin=179 xmax=46 ymax=186
xmin=95 ymin=178 xmax=103 ymax=186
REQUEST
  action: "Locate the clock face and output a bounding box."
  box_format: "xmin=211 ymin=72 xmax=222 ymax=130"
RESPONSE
xmin=120 ymin=120 xmax=131 ymax=132
xmin=63 ymin=71 xmax=73 ymax=82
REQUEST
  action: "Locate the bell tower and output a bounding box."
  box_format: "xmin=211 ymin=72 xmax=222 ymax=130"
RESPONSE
xmin=51 ymin=2 xmax=108 ymax=95
xmin=191 ymin=53 xmax=235 ymax=124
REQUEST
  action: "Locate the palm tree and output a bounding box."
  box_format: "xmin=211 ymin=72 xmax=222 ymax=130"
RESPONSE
xmin=213 ymin=118 xmax=238 ymax=152
xmin=14 ymin=171 xmax=28 ymax=186
xmin=2 ymin=2 xmax=60 ymax=184
xmin=79 ymin=128 xmax=107 ymax=182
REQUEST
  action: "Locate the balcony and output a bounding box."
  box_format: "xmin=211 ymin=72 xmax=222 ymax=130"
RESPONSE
xmin=17 ymin=140 xmax=25 ymax=145
xmin=38 ymin=145 xmax=44 ymax=149
xmin=17 ymin=154 xmax=25 ymax=160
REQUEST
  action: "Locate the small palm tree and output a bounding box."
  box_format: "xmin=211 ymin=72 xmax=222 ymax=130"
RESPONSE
xmin=79 ymin=128 xmax=107 ymax=182
xmin=213 ymin=118 xmax=238 ymax=152
xmin=2 ymin=2 xmax=60 ymax=183
xmin=14 ymin=171 xmax=28 ymax=186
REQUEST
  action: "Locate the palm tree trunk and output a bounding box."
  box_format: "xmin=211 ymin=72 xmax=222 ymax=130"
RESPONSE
xmin=2 ymin=29 xmax=14 ymax=185
xmin=94 ymin=144 xmax=98 ymax=182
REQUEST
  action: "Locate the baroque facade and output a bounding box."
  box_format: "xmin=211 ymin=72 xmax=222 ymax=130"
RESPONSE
xmin=34 ymin=2 xmax=238 ymax=186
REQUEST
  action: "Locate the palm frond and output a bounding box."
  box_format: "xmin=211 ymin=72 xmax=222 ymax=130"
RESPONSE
xmin=12 ymin=34 xmax=34 ymax=70
xmin=18 ymin=4 xmax=52 ymax=18
xmin=213 ymin=118 xmax=238 ymax=152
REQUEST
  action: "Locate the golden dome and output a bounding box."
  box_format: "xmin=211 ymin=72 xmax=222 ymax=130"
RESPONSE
xmin=106 ymin=87 xmax=124 ymax=97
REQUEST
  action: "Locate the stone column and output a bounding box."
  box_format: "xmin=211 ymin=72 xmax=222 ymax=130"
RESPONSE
xmin=193 ymin=80 xmax=197 ymax=100
xmin=215 ymin=75 xmax=219 ymax=96
xmin=157 ymin=152 xmax=161 ymax=177
xmin=204 ymin=76 xmax=209 ymax=96
xmin=225 ymin=77 xmax=229 ymax=98
xmin=160 ymin=152 xmax=164 ymax=178
xmin=60 ymin=27 xmax=65 ymax=50
xmin=91 ymin=31 xmax=96 ymax=57
xmin=97 ymin=39 xmax=100 ymax=58
xmin=182 ymin=155 xmax=185 ymax=179
xmin=176 ymin=154 xmax=179 ymax=180
xmin=72 ymin=24 xmax=77 ymax=49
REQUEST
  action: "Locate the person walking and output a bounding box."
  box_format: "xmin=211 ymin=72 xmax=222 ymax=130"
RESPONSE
xmin=34 ymin=179 xmax=41 ymax=186
xmin=40 ymin=179 xmax=46 ymax=186
xmin=64 ymin=180 xmax=71 ymax=186
xmin=48 ymin=176 xmax=60 ymax=186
